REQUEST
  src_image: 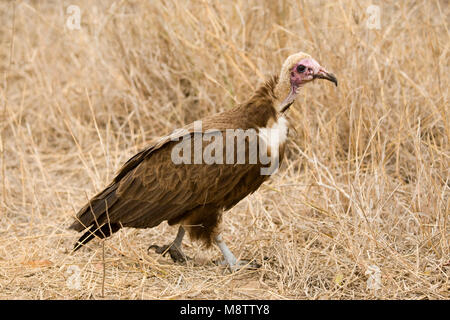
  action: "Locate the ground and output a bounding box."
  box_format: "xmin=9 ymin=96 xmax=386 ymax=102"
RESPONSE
xmin=0 ymin=0 xmax=448 ymax=299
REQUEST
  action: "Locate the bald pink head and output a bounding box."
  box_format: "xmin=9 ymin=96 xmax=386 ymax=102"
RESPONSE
xmin=275 ymin=52 xmax=337 ymax=112
xmin=290 ymin=58 xmax=338 ymax=89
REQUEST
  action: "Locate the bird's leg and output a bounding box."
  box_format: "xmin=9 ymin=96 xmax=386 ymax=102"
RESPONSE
xmin=148 ymin=225 xmax=190 ymax=263
xmin=214 ymin=234 xmax=260 ymax=272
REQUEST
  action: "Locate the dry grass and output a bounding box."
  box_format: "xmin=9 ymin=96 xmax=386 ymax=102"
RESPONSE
xmin=0 ymin=0 xmax=448 ymax=300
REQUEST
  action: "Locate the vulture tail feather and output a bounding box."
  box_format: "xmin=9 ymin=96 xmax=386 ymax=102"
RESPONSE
xmin=69 ymin=184 xmax=119 ymax=232
xmin=73 ymin=223 xmax=120 ymax=251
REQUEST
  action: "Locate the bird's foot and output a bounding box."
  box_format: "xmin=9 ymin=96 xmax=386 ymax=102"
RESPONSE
xmin=214 ymin=259 xmax=261 ymax=272
xmin=148 ymin=243 xmax=190 ymax=263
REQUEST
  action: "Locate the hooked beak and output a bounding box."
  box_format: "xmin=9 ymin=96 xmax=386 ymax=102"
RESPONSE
xmin=314 ymin=70 xmax=338 ymax=87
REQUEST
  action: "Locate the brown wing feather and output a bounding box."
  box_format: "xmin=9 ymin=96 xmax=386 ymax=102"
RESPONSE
xmin=70 ymin=129 xmax=262 ymax=231
xmin=108 ymin=132 xmax=263 ymax=228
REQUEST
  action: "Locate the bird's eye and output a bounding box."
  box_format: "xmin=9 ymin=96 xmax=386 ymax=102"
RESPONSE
xmin=297 ymin=65 xmax=306 ymax=73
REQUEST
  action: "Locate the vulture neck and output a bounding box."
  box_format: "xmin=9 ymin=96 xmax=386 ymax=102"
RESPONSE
xmin=274 ymin=79 xmax=298 ymax=114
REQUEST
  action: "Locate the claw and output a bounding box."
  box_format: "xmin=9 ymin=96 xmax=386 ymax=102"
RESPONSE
xmin=148 ymin=244 xmax=169 ymax=256
xmin=148 ymin=243 xmax=190 ymax=263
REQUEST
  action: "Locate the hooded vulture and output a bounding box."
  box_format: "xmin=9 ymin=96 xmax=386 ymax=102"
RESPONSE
xmin=69 ymin=52 xmax=337 ymax=271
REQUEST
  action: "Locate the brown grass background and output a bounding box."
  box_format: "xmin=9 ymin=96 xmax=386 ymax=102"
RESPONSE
xmin=0 ymin=0 xmax=448 ymax=299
